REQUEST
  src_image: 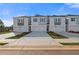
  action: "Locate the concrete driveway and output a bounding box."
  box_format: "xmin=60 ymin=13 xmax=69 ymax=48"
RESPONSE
xmin=8 ymin=31 xmax=62 ymax=47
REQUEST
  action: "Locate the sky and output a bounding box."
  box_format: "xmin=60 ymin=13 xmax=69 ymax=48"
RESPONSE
xmin=0 ymin=3 xmax=79 ymax=26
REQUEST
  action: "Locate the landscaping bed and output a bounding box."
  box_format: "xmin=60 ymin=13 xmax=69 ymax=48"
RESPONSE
xmin=0 ymin=42 xmax=8 ymax=45
xmin=7 ymin=32 xmax=30 ymax=39
xmin=68 ymin=31 xmax=79 ymax=34
xmin=61 ymin=42 xmax=79 ymax=45
xmin=48 ymin=32 xmax=67 ymax=39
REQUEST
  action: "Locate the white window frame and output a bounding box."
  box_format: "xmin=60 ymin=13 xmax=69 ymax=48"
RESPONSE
xmin=17 ymin=19 xmax=24 ymax=26
xmin=54 ymin=18 xmax=61 ymax=25
xmin=40 ymin=18 xmax=45 ymax=22
xmin=71 ymin=18 xmax=75 ymax=21
xmin=33 ymin=18 xmax=37 ymax=22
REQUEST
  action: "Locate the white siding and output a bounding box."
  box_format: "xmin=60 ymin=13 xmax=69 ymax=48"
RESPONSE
xmin=13 ymin=15 xmax=79 ymax=33
xmin=31 ymin=17 xmax=47 ymax=32
xmin=49 ymin=17 xmax=66 ymax=32
xmin=13 ymin=17 xmax=29 ymax=33
xmin=67 ymin=16 xmax=79 ymax=32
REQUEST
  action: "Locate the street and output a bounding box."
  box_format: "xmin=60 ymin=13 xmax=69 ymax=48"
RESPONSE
xmin=0 ymin=50 xmax=79 ymax=55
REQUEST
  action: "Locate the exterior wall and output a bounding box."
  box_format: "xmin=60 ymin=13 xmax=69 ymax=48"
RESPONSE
xmin=67 ymin=16 xmax=79 ymax=32
xmin=13 ymin=17 xmax=29 ymax=34
xmin=13 ymin=15 xmax=79 ymax=33
xmin=49 ymin=17 xmax=66 ymax=32
xmin=31 ymin=16 xmax=47 ymax=32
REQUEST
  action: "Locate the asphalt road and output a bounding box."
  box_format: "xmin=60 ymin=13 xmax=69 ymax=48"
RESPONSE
xmin=0 ymin=50 xmax=79 ymax=55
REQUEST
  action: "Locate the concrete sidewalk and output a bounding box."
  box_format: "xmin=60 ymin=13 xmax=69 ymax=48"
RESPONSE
xmin=0 ymin=32 xmax=15 ymax=39
xmin=55 ymin=32 xmax=79 ymax=38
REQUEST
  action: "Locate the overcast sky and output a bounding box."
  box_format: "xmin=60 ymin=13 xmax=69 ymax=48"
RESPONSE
xmin=0 ymin=3 xmax=79 ymax=26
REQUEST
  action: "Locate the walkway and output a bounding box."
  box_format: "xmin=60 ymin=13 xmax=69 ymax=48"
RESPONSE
xmin=55 ymin=32 xmax=79 ymax=38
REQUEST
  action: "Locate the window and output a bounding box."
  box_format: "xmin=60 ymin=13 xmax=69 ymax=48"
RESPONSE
xmin=54 ymin=18 xmax=61 ymax=25
xmin=17 ymin=19 xmax=24 ymax=26
xmin=71 ymin=18 xmax=75 ymax=21
xmin=40 ymin=18 xmax=45 ymax=22
xmin=33 ymin=18 xmax=37 ymax=22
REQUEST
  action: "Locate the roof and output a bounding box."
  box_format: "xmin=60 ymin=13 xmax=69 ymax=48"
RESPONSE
xmin=13 ymin=14 xmax=79 ymax=18
xmin=67 ymin=14 xmax=79 ymax=16
xmin=13 ymin=16 xmax=30 ymax=18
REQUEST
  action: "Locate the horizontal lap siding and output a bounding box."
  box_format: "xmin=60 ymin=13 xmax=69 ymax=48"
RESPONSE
xmin=13 ymin=26 xmax=29 ymax=32
xmin=49 ymin=26 xmax=66 ymax=32
xmin=67 ymin=16 xmax=79 ymax=32
xmin=49 ymin=17 xmax=66 ymax=32
xmin=13 ymin=17 xmax=29 ymax=32
xmin=68 ymin=25 xmax=79 ymax=31
xmin=31 ymin=17 xmax=47 ymax=32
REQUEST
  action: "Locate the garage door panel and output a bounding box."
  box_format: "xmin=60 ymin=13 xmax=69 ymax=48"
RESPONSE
xmin=31 ymin=25 xmax=47 ymax=31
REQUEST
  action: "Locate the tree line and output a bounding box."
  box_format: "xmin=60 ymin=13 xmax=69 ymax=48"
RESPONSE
xmin=0 ymin=19 xmax=13 ymax=32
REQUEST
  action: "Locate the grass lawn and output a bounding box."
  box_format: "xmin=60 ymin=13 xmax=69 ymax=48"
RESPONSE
xmin=0 ymin=42 xmax=8 ymax=45
xmin=7 ymin=32 xmax=30 ymax=39
xmin=61 ymin=43 xmax=79 ymax=45
xmin=0 ymin=31 xmax=11 ymax=34
xmin=48 ymin=32 xmax=67 ymax=39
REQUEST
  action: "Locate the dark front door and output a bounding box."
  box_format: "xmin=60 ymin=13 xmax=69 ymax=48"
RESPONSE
xmin=65 ymin=18 xmax=68 ymax=32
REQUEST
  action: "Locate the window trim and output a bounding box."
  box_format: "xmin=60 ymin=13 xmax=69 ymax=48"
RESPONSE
xmin=40 ymin=18 xmax=45 ymax=22
xmin=71 ymin=18 xmax=75 ymax=21
xmin=33 ymin=18 xmax=37 ymax=22
xmin=17 ymin=19 xmax=24 ymax=26
xmin=54 ymin=18 xmax=61 ymax=25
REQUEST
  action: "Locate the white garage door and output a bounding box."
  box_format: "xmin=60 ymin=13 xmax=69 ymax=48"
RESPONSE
xmin=31 ymin=25 xmax=47 ymax=32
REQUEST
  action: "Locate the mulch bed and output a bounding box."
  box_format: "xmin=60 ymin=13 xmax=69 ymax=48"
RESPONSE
xmin=68 ymin=31 xmax=79 ymax=34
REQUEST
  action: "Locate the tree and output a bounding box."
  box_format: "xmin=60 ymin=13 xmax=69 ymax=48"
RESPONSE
xmin=0 ymin=19 xmax=5 ymax=32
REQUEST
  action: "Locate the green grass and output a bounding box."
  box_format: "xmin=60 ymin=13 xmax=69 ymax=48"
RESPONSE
xmin=48 ymin=32 xmax=67 ymax=39
xmin=7 ymin=32 xmax=30 ymax=39
xmin=61 ymin=43 xmax=79 ymax=45
xmin=0 ymin=42 xmax=8 ymax=45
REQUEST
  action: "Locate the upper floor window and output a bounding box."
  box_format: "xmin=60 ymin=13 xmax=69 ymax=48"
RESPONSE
xmin=40 ymin=18 xmax=45 ymax=22
xmin=33 ymin=18 xmax=37 ymax=22
xmin=54 ymin=18 xmax=61 ymax=25
xmin=71 ymin=18 xmax=75 ymax=21
xmin=17 ymin=19 xmax=24 ymax=26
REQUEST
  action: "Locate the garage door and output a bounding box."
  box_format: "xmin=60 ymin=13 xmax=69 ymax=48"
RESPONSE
xmin=31 ymin=25 xmax=47 ymax=32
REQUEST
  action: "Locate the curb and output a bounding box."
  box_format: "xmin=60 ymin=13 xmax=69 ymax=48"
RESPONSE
xmin=0 ymin=47 xmax=79 ymax=50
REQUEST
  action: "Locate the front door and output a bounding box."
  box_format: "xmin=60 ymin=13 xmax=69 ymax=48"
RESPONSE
xmin=65 ymin=18 xmax=68 ymax=32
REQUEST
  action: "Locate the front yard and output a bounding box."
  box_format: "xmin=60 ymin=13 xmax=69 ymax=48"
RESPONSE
xmin=48 ymin=32 xmax=68 ymax=39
